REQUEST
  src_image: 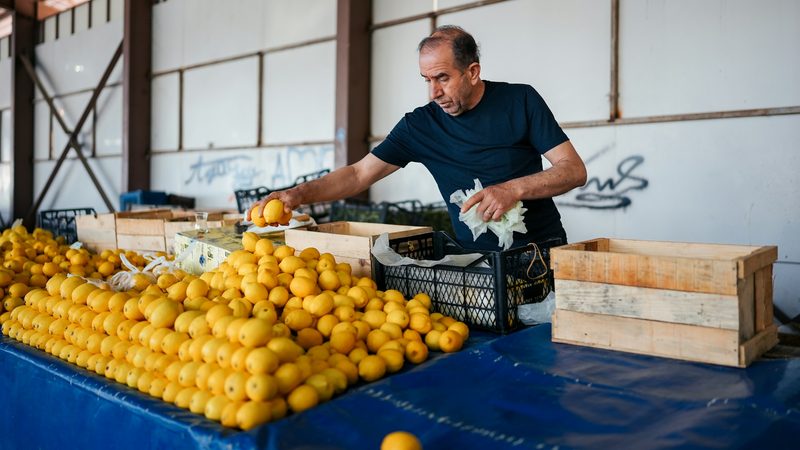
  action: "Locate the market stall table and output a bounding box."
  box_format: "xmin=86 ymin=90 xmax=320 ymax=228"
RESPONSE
xmin=2 ymin=325 xmax=798 ymax=449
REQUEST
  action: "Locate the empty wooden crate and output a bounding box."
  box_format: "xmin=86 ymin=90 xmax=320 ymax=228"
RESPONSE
xmin=550 ymin=238 xmax=778 ymax=367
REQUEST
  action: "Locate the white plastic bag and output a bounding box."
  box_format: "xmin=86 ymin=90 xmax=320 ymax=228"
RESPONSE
xmin=449 ymin=179 xmax=527 ymax=250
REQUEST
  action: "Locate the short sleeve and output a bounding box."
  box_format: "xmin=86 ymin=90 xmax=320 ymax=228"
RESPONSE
xmin=371 ymin=116 xmax=416 ymax=167
xmin=526 ymin=86 xmax=569 ymax=154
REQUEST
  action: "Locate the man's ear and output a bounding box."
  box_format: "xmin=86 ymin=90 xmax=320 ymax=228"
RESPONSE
xmin=467 ymin=62 xmax=481 ymax=84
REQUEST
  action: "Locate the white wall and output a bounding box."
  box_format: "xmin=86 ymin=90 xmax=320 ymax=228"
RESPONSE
xmin=369 ymin=0 xmax=800 ymax=316
xmin=150 ymin=0 xmax=338 ymax=207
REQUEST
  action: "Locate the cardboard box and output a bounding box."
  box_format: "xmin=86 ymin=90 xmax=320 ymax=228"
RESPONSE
xmin=163 ymin=213 xmax=239 ymax=254
xmin=284 ymin=222 xmax=432 ymax=278
xmin=550 ymin=238 xmax=778 ymax=367
xmin=174 ymin=226 xmax=285 ymax=275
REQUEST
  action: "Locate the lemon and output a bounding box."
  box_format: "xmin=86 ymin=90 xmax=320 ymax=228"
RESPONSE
xmin=286 ymin=384 xmax=318 ymax=414
xmin=448 ymin=321 xmax=470 ymax=340
xmin=274 ymin=362 xmax=303 ymax=395
xmin=204 ymin=395 xmax=231 ymax=421
xmin=304 ymin=373 xmax=334 ymax=402
xmin=245 ymin=347 xmax=280 ymax=375
xmin=149 ymin=300 xmax=181 ymax=328
xmin=242 ymin=232 xmax=259 ymax=252
xmin=224 ymin=371 xmax=249 ymax=402
xmin=201 ymin=337 xmax=228 ymax=364
xmin=208 ymin=368 xmax=231 ymax=396
xmin=277 ymin=256 xmax=304 ymax=275
xmin=249 ymin=205 xmax=267 ymax=227
xmin=174 ymin=310 xmax=204 ymax=333
xmin=224 ymin=317 xmax=249 ymax=344
xmin=423 ymin=330 xmax=441 ymax=351
xmin=438 ymin=329 xmax=464 ymax=353
xmin=216 ymin=341 xmax=242 ymax=369
xmin=378 ymin=348 xmax=405 ymax=373
xmin=195 ymin=362 xmax=220 ymax=390
xmin=409 ymin=313 xmax=432 ymax=334
xmin=230 ymin=347 xmax=252 ymax=372
xmin=189 ymin=335 xmax=214 ymax=362
xmin=188 ymin=315 xmax=211 ymax=338
xmin=329 ymin=330 xmax=357 ymax=354
xmin=358 ymin=355 xmax=386 ymax=382
xmin=262 ymin=199 xmax=286 ymax=224
xmin=245 ymin=373 xmax=278 ymax=402
xmin=253 ymin=239 xmax=274 ymax=257
xmin=186 ymin=279 xmax=209 ymax=299
xmin=283 ymin=309 xmax=313 ymax=332
xmin=161 ymin=331 xmax=190 ymax=356
xmin=380 ymin=322 xmax=403 ymax=340
xmin=381 ymin=431 xmax=422 ymax=450
xmin=242 ymin=282 xmax=268 ymax=304
xmin=238 ymin=318 xmax=273 ymax=347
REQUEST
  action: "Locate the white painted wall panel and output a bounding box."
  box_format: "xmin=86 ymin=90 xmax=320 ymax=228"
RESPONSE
xmin=34 ymin=20 xmax=123 ymax=99
xmin=151 ymin=73 xmax=180 ymax=151
xmin=620 ymin=0 xmax=800 ymax=117
xmin=438 ymin=0 xmax=480 ymax=9
xmin=74 ymin=3 xmax=90 ymax=34
xmin=33 ymin=156 xmax=121 ymax=213
xmin=0 ymin=59 xmax=10 ymax=108
xmin=372 ymin=0 xmax=432 ymax=24
xmin=440 ymin=0 xmax=610 ymax=123
xmin=152 ymin=0 xmax=184 ymax=72
xmin=183 ymin=57 xmax=259 ymax=149
xmin=262 ymin=0 xmax=336 ymax=49
xmin=109 ymin=0 xmax=124 ymax=22
xmin=0 ymin=110 xmax=10 ymax=162
xmin=95 ymin=86 xmax=122 ymax=156
xmin=51 ymin=92 xmax=93 ymax=160
xmin=182 ymin=0 xmax=264 ymax=68
xmin=91 ymin=0 xmax=109 ymax=28
xmin=44 ymin=16 xmax=57 ymax=42
xmin=371 ymin=20 xmax=430 ymax=136
xmin=151 ymin=145 xmax=334 ymax=209
xmin=33 ymin=103 xmax=51 ymax=161
xmin=371 ymin=161 xmax=442 ymax=205
xmin=263 ymin=42 xmax=336 ymax=144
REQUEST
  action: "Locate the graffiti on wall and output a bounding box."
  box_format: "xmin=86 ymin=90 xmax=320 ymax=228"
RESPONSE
xmin=263 ymin=145 xmax=334 ymax=189
xmin=558 ymin=146 xmax=649 ymax=210
xmin=182 ymin=145 xmax=333 ymax=192
xmin=184 ymin=155 xmax=261 ymax=187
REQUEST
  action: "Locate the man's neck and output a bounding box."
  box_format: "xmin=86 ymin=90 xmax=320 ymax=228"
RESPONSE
xmin=465 ymin=79 xmax=486 ymax=112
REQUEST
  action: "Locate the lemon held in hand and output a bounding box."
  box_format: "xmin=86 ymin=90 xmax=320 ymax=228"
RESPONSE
xmin=262 ymin=199 xmax=292 ymax=226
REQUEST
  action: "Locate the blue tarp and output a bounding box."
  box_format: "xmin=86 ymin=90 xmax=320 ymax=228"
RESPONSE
xmin=2 ymin=325 xmax=799 ymax=449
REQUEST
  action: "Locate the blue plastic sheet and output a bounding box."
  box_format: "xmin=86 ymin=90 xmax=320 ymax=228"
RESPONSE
xmin=2 ymin=325 xmax=799 ymax=449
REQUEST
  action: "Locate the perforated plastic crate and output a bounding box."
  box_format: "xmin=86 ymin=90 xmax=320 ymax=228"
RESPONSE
xmin=37 ymin=208 xmax=97 ymax=244
xmin=374 ymin=231 xmax=561 ymax=333
xmin=329 ymin=199 xmax=388 ymax=224
xmin=234 ymin=186 xmax=271 ymax=213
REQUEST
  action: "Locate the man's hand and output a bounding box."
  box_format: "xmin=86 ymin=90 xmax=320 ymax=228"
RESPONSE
xmin=249 ymin=187 xmax=302 ymax=223
xmin=460 ymin=183 xmax=519 ymax=222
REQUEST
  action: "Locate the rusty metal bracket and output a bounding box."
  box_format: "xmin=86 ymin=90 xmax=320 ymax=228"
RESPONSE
xmin=21 ymin=41 xmax=122 ymax=217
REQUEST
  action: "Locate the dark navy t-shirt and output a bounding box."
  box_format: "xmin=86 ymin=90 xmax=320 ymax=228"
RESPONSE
xmin=372 ymin=80 xmax=569 ymax=250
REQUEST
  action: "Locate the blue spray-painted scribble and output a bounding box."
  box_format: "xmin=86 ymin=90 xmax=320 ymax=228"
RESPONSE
xmin=184 ymin=155 xmax=261 ymax=186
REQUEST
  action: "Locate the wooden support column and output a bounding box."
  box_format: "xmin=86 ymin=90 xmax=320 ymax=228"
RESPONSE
xmin=122 ymin=0 xmax=151 ymax=192
xmin=10 ymin=0 xmax=36 ymax=226
xmin=335 ymin=0 xmax=371 ymax=199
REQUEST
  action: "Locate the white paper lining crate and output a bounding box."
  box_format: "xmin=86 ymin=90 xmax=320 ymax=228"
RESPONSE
xmin=284 ymin=222 xmax=431 ymax=278
xmin=550 ymin=238 xmax=778 ymax=367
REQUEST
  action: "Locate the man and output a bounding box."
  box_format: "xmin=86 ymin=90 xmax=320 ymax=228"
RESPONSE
xmin=260 ymin=25 xmax=586 ymax=251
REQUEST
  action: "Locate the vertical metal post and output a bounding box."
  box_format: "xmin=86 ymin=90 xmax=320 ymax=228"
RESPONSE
xmin=122 ymin=0 xmax=152 ymax=192
xmin=609 ymin=0 xmax=620 ymax=121
xmin=10 ymin=1 xmax=36 ymax=226
xmin=335 ymin=0 xmax=371 ymax=198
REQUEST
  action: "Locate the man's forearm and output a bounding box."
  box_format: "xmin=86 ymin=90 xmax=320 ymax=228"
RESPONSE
xmin=291 ymin=166 xmax=367 ymax=204
xmin=505 ymin=161 xmax=586 ymax=201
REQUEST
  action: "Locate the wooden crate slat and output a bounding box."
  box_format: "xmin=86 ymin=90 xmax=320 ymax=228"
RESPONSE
xmin=738 ymin=324 xmax=779 ymax=367
xmin=754 ymin=265 xmax=774 ymax=331
xmin=607 ymin=239 xmax=763 ymax=259
xmin=554 ymin=279 xmax=740 ymax=330
xmin=737 ymin=275 xmax=755 ymax=341
xmin=737 ymin=246 xmax=778 ymax=279
xmin=552 ymin=309 xmax=741 ymax=366
xmin=117 ymin=234 xmax=166 ymax=253
xmin=552 ymin=249 xmax=739 ymax=295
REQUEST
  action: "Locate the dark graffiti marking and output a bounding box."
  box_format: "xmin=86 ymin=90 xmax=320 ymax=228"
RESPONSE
xmin=558 ymin=154 xmax=648 ymax=210
xmin=184 ymin=155 xmax=260 ymax=186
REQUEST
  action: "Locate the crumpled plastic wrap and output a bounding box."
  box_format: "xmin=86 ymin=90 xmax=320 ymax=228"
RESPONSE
xmin=449 ymin=178 xmax=527 ymax=250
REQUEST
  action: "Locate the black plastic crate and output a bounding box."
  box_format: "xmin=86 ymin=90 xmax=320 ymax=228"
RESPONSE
xmin=374 ymin=231 xmax=559 ymax=333
xmin=329 ymin=199 xmax=389 ymax=224
xmin=37 ymin=208 xmax=97 ymax=244
xmin=234 ymin=186 xmax=271 ymax=213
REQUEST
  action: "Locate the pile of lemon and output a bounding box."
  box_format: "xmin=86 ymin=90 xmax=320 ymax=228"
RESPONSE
xmin=0 ymin=219 xmax=469 ymax=431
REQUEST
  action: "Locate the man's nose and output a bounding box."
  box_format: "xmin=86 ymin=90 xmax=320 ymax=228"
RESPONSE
xmin=429 ymin=81 xmax=442 ymax=100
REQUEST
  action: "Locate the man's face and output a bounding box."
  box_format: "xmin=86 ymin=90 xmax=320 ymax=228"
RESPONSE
xmin=419 ymin=44 xmax=479 ymax=117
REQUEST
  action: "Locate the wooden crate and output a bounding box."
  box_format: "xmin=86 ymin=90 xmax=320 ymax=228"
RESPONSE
xmin=550 ymin=238 xmax=778 ymax=367
xmin=284 ymin=222 xmax=431 ymax=278
xmin=75 ymin=213 xmax=117 ymax=252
